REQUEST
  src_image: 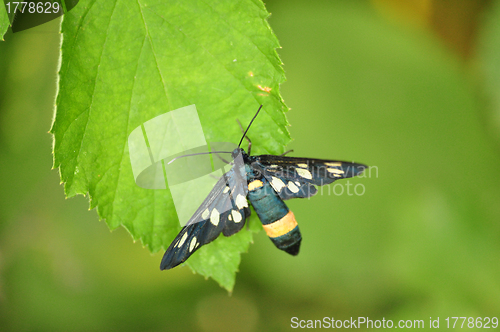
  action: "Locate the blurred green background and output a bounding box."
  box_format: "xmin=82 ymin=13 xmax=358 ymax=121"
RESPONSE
xmin=1 ymin=0 xmax=500 ymax=331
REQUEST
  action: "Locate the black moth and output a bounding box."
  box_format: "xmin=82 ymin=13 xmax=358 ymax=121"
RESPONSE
xmin=160 ymin=105 xmax=366 ymax=270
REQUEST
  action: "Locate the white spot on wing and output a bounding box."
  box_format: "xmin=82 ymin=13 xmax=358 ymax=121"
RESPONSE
xmin=210 ymin=209 xmax=220 ymax=226
xmin=189 ymin=237 xmax=197 ymax=252
xmin=325 ymin=162 xmax=342 ymax=167
xmin=202 ymin=208 xmax=209 ymax=220
xmin=271 ymin=177 xmax=286 ymax=192
xmin=177 ymin=232 xmax=188 ymax=247
xmin=287 ymin=181 xmax=300 ymax=193
xmin=235 ymin=194 xmax=248 ymax=209
xmin=232 ymin=210 xmax=242 ymax=223
xmin=228 ymin=214 xmax=232 ymax=221
xmin=296 ymin=168 xmax=312 ymax=180
xmin=297 ymin=163 xmax=308 ymax=168
xmin=327 ymin=168 xmax=344 ymax=175
xmin=223 ymin=186 xmax=230 ymax=194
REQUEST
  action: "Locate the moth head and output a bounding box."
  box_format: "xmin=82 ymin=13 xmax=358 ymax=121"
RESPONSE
xmin=231 ymin=148 xmax=244 ymax=160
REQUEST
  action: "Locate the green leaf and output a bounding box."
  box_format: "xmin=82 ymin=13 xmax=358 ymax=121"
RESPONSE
xmin=51 ymin=0 xmax=289 ymax=290
xmin=0 ymin=3 xmax=10 ymax=40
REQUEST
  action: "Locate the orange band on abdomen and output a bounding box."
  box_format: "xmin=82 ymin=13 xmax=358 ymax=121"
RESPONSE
xmin=262 ymin=211 xmax=298 ymax=238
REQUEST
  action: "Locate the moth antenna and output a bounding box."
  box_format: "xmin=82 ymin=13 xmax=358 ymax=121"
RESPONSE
xmin=280 ymin=149 xmax=294 ymax=156
xmin=167 ymin=151 xmax=232 ymax=165
xmin=236 ymin=119 xmax=252 ymax=154
xmin=238 ymin=105 xmax=263 ymax=148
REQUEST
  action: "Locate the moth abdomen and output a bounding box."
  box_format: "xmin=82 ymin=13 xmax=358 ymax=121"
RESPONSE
xmin=247 ymin=178 xmax=302 ymax=256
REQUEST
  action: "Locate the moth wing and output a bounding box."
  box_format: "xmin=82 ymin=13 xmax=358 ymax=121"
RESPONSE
xmin=256 ymin=155 xmax=366 ymax=186
xmin=160 ymin=165 xmax=250 ymax=270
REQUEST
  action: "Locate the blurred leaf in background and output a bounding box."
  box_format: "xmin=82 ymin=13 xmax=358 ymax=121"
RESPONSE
xmin=370 ymin=0 xmax=491 ymax=59
xmin=1 ymin=0 xmax=500 ymax=331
